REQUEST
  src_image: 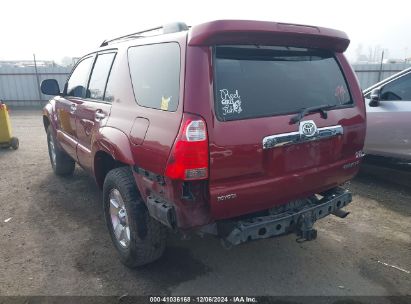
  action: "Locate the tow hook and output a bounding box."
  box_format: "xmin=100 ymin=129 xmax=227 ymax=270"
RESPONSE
xmin=296 ymin=213 xmax=318 ymax=243
xmin=332 ymin=209 xmax=350 ymax=218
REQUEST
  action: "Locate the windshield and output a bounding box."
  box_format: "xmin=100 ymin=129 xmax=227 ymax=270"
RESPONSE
xmin=214 ymin=45 xmax=352 ymax=121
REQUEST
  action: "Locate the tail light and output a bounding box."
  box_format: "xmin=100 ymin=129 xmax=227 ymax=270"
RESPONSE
xmin=165 ymin=114 xmax=208 ymax=180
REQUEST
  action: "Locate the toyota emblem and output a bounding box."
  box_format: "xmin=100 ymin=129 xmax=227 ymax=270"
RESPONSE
xmin=299 ymin=120 xmax=317 ymax=137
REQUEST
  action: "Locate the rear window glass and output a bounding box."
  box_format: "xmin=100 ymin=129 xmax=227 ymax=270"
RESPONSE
xmin=128 ymin=43 xmax=180 ymax=111
xmin=214 ymin=46 xmax=352 ymax=121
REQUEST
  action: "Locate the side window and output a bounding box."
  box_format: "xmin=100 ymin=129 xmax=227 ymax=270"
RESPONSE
xmin=87 ymin=52 xmax=116 ymax=101
xmin=128 ymin=43 xmax=180 ymax=111
xmin=104 ymin=72 xmax=116 ymax=103
xmin=66 ymin=57 xmax=94 ymax=98
xmin=381 ymin=73 xmax=411 ymax=101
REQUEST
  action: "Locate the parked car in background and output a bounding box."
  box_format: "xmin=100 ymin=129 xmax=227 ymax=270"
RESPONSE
xmin=41 ymin=20 xmax=365 ymax=267
xmin=363 ymin=68 xmax=411 ymax=160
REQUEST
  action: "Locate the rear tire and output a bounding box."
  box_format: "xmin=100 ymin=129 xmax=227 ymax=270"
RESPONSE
xmin=47 ymin=126 xmax=75 ymax=176
xmin=103 ymin=167 xmax=167 ymax=267
xmin=10 ymin=137 xmax=19 ymax=150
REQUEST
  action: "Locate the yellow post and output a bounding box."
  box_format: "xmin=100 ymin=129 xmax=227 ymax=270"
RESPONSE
xmin=0 ymin=103 xmax=13 ymax=143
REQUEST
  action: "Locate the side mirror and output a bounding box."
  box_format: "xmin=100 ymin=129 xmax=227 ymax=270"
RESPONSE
xmin=369 ymin=88 xmax=381 ymax=107
xmin=40 ymin=79 xmax=61 ymax=96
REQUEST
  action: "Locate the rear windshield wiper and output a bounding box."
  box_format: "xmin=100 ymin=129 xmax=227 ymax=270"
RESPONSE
xmin=290 ymin=104 xmax=337 ymax=124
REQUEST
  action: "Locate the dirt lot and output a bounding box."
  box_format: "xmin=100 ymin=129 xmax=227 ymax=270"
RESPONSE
xmin=0 ymin=110 xmax=410 ymax=297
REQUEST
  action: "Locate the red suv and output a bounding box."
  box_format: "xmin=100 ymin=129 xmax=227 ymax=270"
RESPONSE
xmin=41 ymin=20 xmax=365 ymax=267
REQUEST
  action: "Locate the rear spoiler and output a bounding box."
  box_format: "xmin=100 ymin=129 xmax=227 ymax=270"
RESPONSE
xmin=188 ymin=20 xmax=350 ymax=53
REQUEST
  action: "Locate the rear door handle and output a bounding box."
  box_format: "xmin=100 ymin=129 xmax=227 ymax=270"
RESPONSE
xmin=70 ymin=103 xmax=77 ymax=114
xmin=95 ymin=110 xmax=106 ymax=122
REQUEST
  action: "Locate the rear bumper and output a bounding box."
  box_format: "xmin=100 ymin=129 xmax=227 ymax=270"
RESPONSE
xmin=209 ymin=156 xmax=361 ymax=220
xmin=219 ymin=187 xmax=352 ymax=246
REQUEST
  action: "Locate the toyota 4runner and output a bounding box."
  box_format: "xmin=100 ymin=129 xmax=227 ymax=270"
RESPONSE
xmin=41 ymin=20 xmax=366 ymax=267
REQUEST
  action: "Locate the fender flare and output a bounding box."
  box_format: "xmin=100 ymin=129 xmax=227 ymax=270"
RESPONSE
xmin=42 ymin=99 xmax=65 ymax=151
xmin=92 ymin=126 xmax=135 ymax=166
xmin=42 ymin=100 xmax=58 ymax=131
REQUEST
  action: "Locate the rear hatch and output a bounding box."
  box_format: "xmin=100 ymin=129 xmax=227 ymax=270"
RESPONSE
xmin=184 ymin=21 xmax=365 ymax=220
xmin=208 ymin=45 xmax=362 ymax=219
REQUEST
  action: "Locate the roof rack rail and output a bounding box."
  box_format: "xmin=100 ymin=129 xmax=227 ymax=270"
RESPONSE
xmin=100 ymin=22 xmax=189 ymax=47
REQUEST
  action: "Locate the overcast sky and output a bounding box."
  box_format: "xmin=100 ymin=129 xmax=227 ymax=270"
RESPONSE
xmin=1 ymin=0 xmax=410 ymax=63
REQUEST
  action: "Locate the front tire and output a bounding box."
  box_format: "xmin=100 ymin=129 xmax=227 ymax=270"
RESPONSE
xmin=103 ymin=167 xmax=167 ymax=267
xmin=46 ymin=126 xmax=75 ymax=176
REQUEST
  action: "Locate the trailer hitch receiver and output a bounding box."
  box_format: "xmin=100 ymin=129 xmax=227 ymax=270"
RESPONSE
xmin=296 ymin=213 xmax=318 ymax=242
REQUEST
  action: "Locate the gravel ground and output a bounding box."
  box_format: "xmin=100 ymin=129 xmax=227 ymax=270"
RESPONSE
xmin=0 ymin=110 xmax=410 ymax=298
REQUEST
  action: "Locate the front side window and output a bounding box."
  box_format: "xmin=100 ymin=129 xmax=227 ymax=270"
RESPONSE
xmin=214 ymin=46 xmax=352 ymax=121
xmin=128 ymin=43 xmax=180 ymax=111
xmin=66 ymin=56 xmax=94 ymax=98
xmin=87 ymin=52 xmax=116 ymax=101
xmin=381 ymin=73 xmax=411 ymax=101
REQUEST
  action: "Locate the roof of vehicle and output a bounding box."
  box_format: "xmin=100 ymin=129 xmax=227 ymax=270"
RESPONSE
xmin=97 ymin=20 xmax=350 ymax=52
xmin=363 ymin=67 xmax=411 ymax=94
